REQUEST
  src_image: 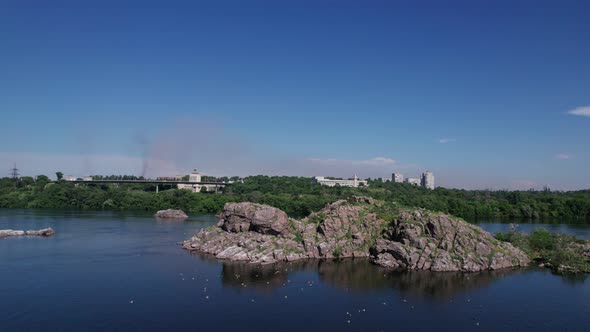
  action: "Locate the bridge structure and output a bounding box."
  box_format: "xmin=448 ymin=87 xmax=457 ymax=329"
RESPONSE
xmin=70 ymin=179 xmax=230 ymax=193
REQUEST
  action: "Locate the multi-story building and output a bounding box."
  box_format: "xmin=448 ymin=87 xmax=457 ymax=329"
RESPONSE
xmin=392 ymin=173 xmax=404 ymax=183
xmin=312 ymin=175 xmax=368 ymax=188
xmin=404 ymin=177 xmax=421 ymax=186
xmin=421 ymin=171 xmax=435 ymax=190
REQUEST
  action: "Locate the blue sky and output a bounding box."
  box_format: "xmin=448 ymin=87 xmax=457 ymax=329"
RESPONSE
xmin=1 ymin=0 xmax=589 ymax=190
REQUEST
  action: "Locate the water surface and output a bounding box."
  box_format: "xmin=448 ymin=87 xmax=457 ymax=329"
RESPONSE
xmin=1 ymin=210 xmax=589 ymax=331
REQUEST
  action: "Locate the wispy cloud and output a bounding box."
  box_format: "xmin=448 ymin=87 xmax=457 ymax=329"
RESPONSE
xmin=308 ymin=156 xmax=396 ymax=167
xmin=555 ymin=153 xmax=571 ymax=160
xmin=297 ymin=156 xmax=404 ymax=178
xmin=360 ymin=157 xmax=397 ymax=166
xmin=438 ymin=138 xmax=456 ymax=144
xmin=567 ymin=106 xmax=590 ymax=117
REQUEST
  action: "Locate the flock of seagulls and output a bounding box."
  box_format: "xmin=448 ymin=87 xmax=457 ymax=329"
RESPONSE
xmin=124 ymin=268 xmax=482 ymax=329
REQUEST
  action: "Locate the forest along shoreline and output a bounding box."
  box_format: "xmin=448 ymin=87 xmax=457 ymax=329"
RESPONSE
xmin=1 ymin=175 xmax=590 ymax=222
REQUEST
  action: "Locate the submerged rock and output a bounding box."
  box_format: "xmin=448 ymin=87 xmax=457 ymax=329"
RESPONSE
xmin=0 ymin=228 xmax=55 ymax=238
xmin=182 ymin=198 xmax=530 ymax=272
xmin=154 ymin=209 xmax=188 ymax=220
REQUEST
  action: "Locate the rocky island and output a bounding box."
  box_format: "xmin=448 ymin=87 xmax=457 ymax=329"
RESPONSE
xmin=154 ymin=209 xmax=189 ymax=220
xmin=0 ymin=228 xmax=55 ymax=238
xmin=182 ymin=197 xmax=530 ymax=272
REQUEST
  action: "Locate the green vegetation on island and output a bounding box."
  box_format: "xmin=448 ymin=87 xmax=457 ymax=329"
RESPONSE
xmin=1 ymin=175 xmax=590 ymax=222
xmin=495 ymin=227 xmax=590 ymax=273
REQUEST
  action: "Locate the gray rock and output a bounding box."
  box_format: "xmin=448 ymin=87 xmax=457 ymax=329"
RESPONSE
xmin=0 ymin=228 xmax=55 ymax=238
xmin=154 ymin=209 xmax=188 ymax=219
xmin=219 ymin=202 xmax=289 ymax=236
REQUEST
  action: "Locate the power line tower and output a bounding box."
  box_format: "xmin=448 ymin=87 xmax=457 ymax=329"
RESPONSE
xmin=10 ymin=163 xmax=19 ymax=179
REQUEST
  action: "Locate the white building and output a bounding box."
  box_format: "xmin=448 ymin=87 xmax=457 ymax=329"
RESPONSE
xmin=392 ymin=173 xmax=404 ymax=183
xmin=405 ymin=177 xmax=421 ymax=186
xmin=421 ymin=171 xmax=435 ymax=190
xmin=189 ymin=170 xmax=201 ymax=182
xmin=178 ymin=169 xmax=221 ymax=193
xmin=313 ymin=175 xmax=368 ymax=188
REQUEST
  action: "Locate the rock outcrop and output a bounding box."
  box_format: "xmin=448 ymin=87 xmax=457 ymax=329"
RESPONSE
xmin=154 ymin=209 xmax=188 ymax=220
xmin=218 ymin=202 xmax=289 ymax=236
xmin=182 ymin=197 xmax=530 ymax=272
xmin=0 ymin=228 xmax=55 ymax=238
xmin=370 ymin=210 xmax=530 ymax=271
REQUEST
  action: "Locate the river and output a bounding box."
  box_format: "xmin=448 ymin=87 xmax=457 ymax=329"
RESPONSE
xmin=1 ymin=209 xmax=589 ymax=331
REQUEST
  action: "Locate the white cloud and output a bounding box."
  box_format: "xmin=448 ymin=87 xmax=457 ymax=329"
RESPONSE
xmin=360 ymin=157 xmax=397 ymax=166
xmin=567 ymin=106 xmax=590 ymax=117
xmin=555 ymin=153 xmax=571 ymax=160
xmin=298 ymin=156 xmax=405 ymax=178
xmin=438 ymin=138 xmax=456 ymax=144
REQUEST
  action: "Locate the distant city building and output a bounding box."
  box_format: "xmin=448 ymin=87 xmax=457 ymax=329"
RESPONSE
xmin=421 ymin=171 xmax=435 ymax=190
xmin=65 ymin=175 xmax=76 ymax=181
xmin=82 ymin=176 xmax=93 ymax=181
xmin=178 ymin=169 xmax=222 ymax=193
xmin=391 ymin=170 xmax=435 ymax=189
xmin=312 ymin=175 xmax=368 ymax=188
xmin=404 ymin=177 xmax=421 ymax=186
xmin=188 ymin=170 xmax=201 ymax=182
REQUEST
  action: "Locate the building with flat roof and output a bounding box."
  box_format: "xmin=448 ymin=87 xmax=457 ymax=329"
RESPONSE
xmin=313 ymin=175 xmax=367 ymax=188
xmin=392 ymin=173 xmax=404 ymax=183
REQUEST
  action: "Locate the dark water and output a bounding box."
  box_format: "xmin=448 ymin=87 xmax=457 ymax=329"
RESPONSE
xmin=1 ymin=210 xmax=590 ymax=332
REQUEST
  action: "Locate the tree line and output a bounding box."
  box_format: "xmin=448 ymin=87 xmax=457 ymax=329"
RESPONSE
xmin=1 ymin=175 xmax=589 ymax=221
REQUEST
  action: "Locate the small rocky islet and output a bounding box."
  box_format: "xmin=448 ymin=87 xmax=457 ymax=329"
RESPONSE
xmin=154 ymin=209 xmax=189 ymax=220
xmin=0 ymin=228 xmax=55 ymax=238
xmin=182 ymin=196 xmax=530 ymax=272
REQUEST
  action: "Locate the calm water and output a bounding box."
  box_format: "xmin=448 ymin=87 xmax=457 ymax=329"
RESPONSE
xmin=1 ymin=210 xmax=590 ymax=332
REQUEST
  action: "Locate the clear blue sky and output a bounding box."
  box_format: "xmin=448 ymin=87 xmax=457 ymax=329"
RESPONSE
xmin=1 ymin=0 xmax=589 ymax=190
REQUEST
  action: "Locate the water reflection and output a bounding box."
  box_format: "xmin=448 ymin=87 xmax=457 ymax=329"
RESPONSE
xmin=216 ymin=258 xmax=532 ymax=299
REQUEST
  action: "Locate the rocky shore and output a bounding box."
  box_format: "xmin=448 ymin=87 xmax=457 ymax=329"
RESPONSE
xmin=0 ymin=228 xmax=55 ymax=238
xmin=182 ymin=197 xmax=530 ymax=272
